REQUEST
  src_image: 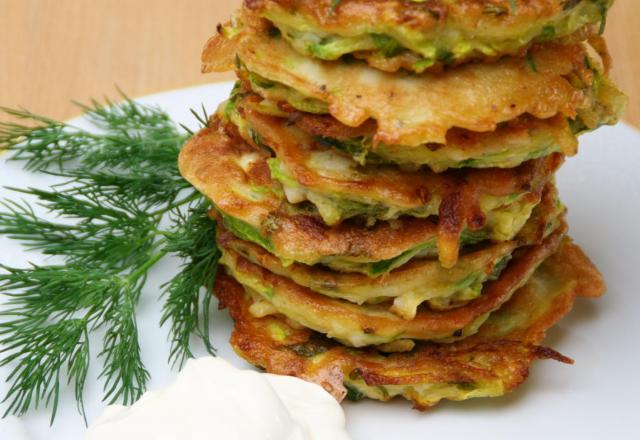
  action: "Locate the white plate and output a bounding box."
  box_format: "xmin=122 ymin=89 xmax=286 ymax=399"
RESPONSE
xmin=1 ymin=82 xmax=640 ymax=439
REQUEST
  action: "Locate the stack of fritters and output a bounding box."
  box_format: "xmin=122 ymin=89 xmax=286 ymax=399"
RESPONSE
xmin=180 ymin=0 xmax=626 ymax=409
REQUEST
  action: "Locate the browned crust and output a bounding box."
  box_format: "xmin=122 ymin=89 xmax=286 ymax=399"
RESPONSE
xmin=215 ymin=0 xmax=599 ymax=75
xmin=240 ymin=101 xmax=563 ymax=203
xmin=216 ymin=237 xmax=603 ymax=408
xmin=218 ymin=224 xmax=517 ymax=310
xmin=201 ymin=23 xmax=241 ymax=74
xmin=180 ymin=117 xmax=561 ymax=268
xmin=239 ymin=102 xmax=563 ymax=267
xmin=269 ymin=102 xmax=577 ymax=157
xmin=350 ymin=26 xmax=596 ymax=74
xmin=246 ymin=0 xmax=597 ymax=33
xmin=216 ymin=182 xmax=561 ymax=313
xmin=460 ymin=238 xmax=606 ymax=345
xmin=205 ymin=19 xmax=595 ymax=148
xmin=221 ymin=225 xmax=566 ymax=345
xmin=178 ymin=118 xmax=281 ymax=221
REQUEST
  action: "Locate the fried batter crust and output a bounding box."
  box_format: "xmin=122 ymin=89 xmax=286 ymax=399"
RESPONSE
xmin=240 ymin=102 xmax=561 ymax=207
xmin=288 ymin=110 xmax=578 ymax=163
xmin=219 ymin=226 xmax=517 ymax=317
xmin=179 ymin=118 xmax=560 ymax=269
xmin=219 ymin=225 xmax=566 ymax=347
xmin=204 ymin=19 xmax=596 ymax=147
xmin=249 ymin=0 xmax=590 ymax=30
xmin=245 ymin=0 xmax=606 ymax=72
xmin=235 ymin=102 xmax=562 ymax=264
xmin=216 ymin=238 xmax=604 ymax=408
xmin=247 ymin=0 xmax=605 ymax=35
xmin=216 ymin=182 xmax=563 ymax=319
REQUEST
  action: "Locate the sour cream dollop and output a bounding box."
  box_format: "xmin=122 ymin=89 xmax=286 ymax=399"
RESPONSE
xmin=86 ymin=357 xmax=351 ymax=440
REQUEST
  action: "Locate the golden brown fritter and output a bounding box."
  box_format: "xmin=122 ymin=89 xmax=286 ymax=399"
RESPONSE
xmin=219 ymin=226 xmax=518 ymax=318
xmin=229 ymin=98 xmax=563 ymax=258
xmin=244 ymin=0 xmax=609 ymax=72
xmin=219 ymin=224 xmax=566 ymax=347
xmin=204 ymin=17 xmax=601 ymax=147
xmin=235 ymin=75 xmax=625 ymax=171
xmin=216 ymin=182 xmax=565 ymax=319
xmin=216 ymin=237 xmax=605 ymax=408
xmin=284 ymin=110 xmax=579 ymax=170
xmin=179 ymin=117 xmax=560 ymax=270
xmin=236 ymin=98 xmax=561 ymax=209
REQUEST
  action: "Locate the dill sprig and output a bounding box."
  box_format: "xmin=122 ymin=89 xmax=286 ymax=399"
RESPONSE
xmin=0 ymin=94 xmax=219 ymax=423
xmin=160 ymin=200 xmax=220 ymax=369
xmin=0 ymin=265 xmax=141 ymax=422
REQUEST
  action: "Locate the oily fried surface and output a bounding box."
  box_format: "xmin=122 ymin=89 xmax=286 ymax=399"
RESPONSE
xmin=235 ymin=97 xmax=562 ymax=208
xmin=245 ymin=0 xmax=606 ymax=72
xmin=218 ymin=225 xmax=566 ymax=347
xmin=216 ymin=237 xmax=604 ymax=408
xmin=177 ymin=120 xmax=443 ymax=269
xmin=459 ymin=237 xmax=605 ymax=345
xmin=178 ymin=117 xmax=280 ymax=228
xmin=225 ymin=38 xmax=624 ymax=171
xmin=219 ymin=225 xmax=519 ymax=317
xmin=216 ymin=182 xmax=564 ymax=320
xmin=205 ymin=18 xmax=596 ymax=147
xmin=180 ymin=117 xmax=560 ymax=269
xmin=262 ymin=68 xmax=625 ymax=169
xmin=287 ymin=110 xmax=578 ymax=170
xmin=248 ymin=0 xmax=604 ymax=31
xmin=232 ymin=96 xmax=562 ymax=260
xmin=237 ymin=62 xmax=626 ymax=171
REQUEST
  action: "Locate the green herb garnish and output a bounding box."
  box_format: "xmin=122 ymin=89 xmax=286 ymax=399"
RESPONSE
xmin=0 ymin=95 xmax=219 ymax=422
xmin=345 ymin=384 xmax=365 ymax=402
xmin=526 ymin=52 xmax=538 ymax=72
xmin=540 ymin=25 xmax=556 ymax=41
xmin=599 ymin=2 xmax=609 ymax=35
xmin=371 ymin=34 xmax=404 ymax=58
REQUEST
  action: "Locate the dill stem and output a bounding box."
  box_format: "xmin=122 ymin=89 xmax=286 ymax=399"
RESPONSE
xmin=126 ymin=246 xmax=168 ymax=284
xmin=150 ymin=192 xmax=201 ymax=217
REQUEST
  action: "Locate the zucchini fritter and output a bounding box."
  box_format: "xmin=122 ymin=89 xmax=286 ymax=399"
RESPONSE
xmin=244 ymin=0 xmax=611 ymax=73
xmin=179 ymin=118 xmax=558 ymax=270
xmin=234 ymin=72 xmax=625 ymax=171
xmin=217 ymin=237 xmax=605 ymax=408
xmin=204 ymin=18 xmax=607 ymax=147
xmin=217 ymin=183 xmax=565 ymax=320
xmin=219 ymin=225 xmax=566 ymax=347
xmin=220 ymin=227 xmax=518 ymax=319
xmin=192 ymin=0 xmax=624 ymax=413
xmin=228 ymin=96 xmax=562 ymax=228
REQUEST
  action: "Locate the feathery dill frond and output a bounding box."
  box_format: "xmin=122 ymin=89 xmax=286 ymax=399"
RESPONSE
xmin=0 ymin=94 xmax=219 ymax=422
xmin=161 ymin=199 xmax=219 ymax=369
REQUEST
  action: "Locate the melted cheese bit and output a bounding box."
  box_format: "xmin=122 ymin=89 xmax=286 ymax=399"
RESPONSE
xmin=86 ymin=357 xmax=352 ymax=440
